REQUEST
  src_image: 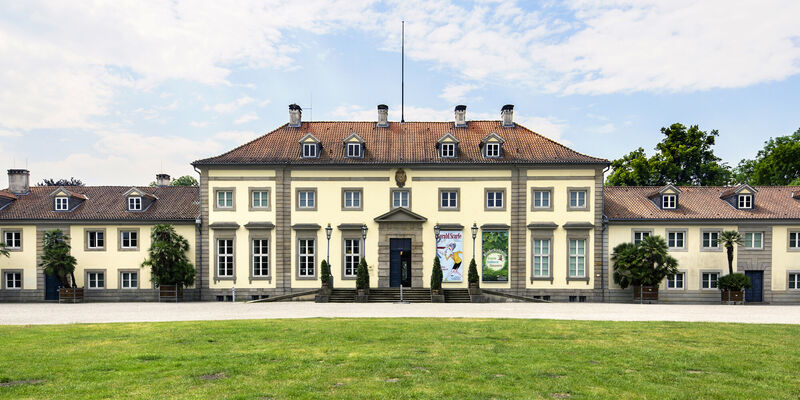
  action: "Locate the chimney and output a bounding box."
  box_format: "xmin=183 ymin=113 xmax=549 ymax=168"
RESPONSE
xmin=7 ymin=169 xmax=30 ymax=195
xmin=288 ymin=104 xmax=302 ymax=127
xmin=501 ymin=104 xmax=514 ymax=127
xmin=454 ymin=105 xmax=467 ymax=128
xmin=156 ymin=173 xmax=171 ymax=187
xmin=376 ymin=104 xmax=389 ymax=127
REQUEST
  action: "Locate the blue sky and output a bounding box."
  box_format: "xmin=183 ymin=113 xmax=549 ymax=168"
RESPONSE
xmin=1 ymin=0 xmax=799 ymax=185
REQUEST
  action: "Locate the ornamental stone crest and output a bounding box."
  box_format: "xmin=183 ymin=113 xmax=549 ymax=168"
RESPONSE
xmin=395 ymin=168 xmax=407 ymax=188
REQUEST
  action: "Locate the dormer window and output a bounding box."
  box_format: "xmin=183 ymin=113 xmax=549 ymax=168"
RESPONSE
xmin=481 ymin=133 xmax=505 ymax=158
xmin=302 ymin=143 xmax=318 ymax=158
xmin=662 ymin=194 xmax=676 ymax=209
xmin=485 ymin=143 xmax=501 ymax=158
xmin=346 ymin=142 xmax=362 ymax=158
xmin=128 ymin=196 xmax=142 ymax=211
xmin=440 ymin=143 xmax=456 ymax=158
xmin=738 ymin=194 xmax=752 ymax=209
xmin=55 ymin=197 xmax=69 ymax=211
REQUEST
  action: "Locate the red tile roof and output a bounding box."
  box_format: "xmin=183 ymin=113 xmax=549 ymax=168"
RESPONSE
xmin=605 ymin=186 xmax=800 ymax=221
xmin=0 ymin=186 xmax=199 ymax=222
xmin=193 ymin=121 xmax=608 ymax=166
xmin=0 ymin=190 xmax=17 ymax=200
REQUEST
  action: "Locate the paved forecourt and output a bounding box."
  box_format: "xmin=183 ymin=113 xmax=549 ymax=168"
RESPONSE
xmin=1 ymin=302 xmax=799 ymax=325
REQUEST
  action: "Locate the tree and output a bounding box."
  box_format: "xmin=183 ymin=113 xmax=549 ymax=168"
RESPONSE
xmin=355 ymin=259 xmax=369 ymax=290
xmin=0 ymin=242 xmax=9 ymax=258
xmin=733 ymin=128 xmax=800 ymax=185
xmin=612 ymin=236 xmax=678 ymax=289
xmin=149 ymin=175 xmax=199 ymax=187
xmin=719 ymin=230 xmax=743 ymax=275
xmin=431 ymin=256 xmax=443 ymax=291
xmin=606 ymin=123 xmax=732 ymax=186
xmin=39 ymin=230 xmax=77 ymax=288
xmin=467 ymin=258 xmax=479 ymax=287
xmin=320 ymin=259 xmax=331 ymax=286
xmin=37 ymin=178 xmax=84 ymax=186
xmin=141 ymin=224 xmax=195 ymax=287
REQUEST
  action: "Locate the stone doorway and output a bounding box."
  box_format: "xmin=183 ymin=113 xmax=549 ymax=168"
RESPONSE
xmin=374 ymin=208 xmax=426 ymax=288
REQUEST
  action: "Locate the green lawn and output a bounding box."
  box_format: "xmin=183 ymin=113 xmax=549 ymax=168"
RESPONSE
xmin=1 ymin=319 xmax=798 ymax=399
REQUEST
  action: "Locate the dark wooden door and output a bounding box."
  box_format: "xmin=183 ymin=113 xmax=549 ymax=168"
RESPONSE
xmin=45 ymin=273 xmax=60 ymax=300
xmin=745 ymin=271 xmax=763 ymax=302
xmin=389 ymin=238 xmax=412 ymax=287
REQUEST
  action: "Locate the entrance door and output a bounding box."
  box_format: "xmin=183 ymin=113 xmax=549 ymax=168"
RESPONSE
xmin=745 ymin=271 xmax=763 ymax=302
xmin=389 ymin=238 xmax=412 ymax=287
xmin=45 ymin=273 xmax=60 ymax=300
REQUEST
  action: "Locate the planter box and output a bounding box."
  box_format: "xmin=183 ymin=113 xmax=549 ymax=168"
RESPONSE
xmin=431 ymin=294 xmax=445 ymax=303
xmin=158 ymin=285 xmax=183 ymax=302
xmin=315 ymin=286 xmax=332 ymax=303
xmin=59 ymin=287 xmax=84 ymax=303
xmin=721 ymin=290 xmax=744 ymax=303
xmin=633 ymin=285 xmax=659 ymax=302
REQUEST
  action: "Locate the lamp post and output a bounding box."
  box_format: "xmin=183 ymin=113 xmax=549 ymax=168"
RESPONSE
xmin=361 ymin=224 xmax=368 ymax=259
xmin=434 ymin=223 xmax=441 ymax=262
xmin=325 ymin=223 xmax=332 ymax=266
xmin=471 ymin=223 xmax=478 ymax=260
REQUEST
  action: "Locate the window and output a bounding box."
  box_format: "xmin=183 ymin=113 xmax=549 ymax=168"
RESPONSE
xmin=343 ymin=190 xmax=361 ymax=209
xmin=3 ymin=231 xmax=20 ymax=249
xmin=252 ymin=239 xmax=269 ymax=277
xmin=633 ymin=231 xmax=651 ymax=245
xmin=87 ymin=272 xmax=105 ymax=289
xmin=702 ymin=272 xmax=719 ymax=289
xmin=662 ymin=194 xmax=676 ymax=209
xmin=738 ymin=194 xmax=752 ymax=209
xmin=702 ymin=231 xmax=720 ymax=248
xmin=439 ymin=190 xmax=458 ymax=210
xmin=484 ymin=142 xmax=501 ymax=158
xmin=127 ymin=196 xmax=142 ymax=211
xmin=216 ymin=190 xmax=233 ymax=208
xmin=344 ymin=239 xmax=361 ymax=277
xmin=302 ymin=143 xmax=317 ymax=158
xmin=217 ymin=239 xmax=234 ymax=277
xmin=533 ymin=190 xmax=551 ymax=209
xmin=569 ymin=190 xmax=587 ymax=209
xmin=486 ymin=190 xmax=504 ymax=209
xmin=569 ymin=239 xmax=586 ymax=278
xmin=666 ymin=273 xmax=684 ymax=289
xmin=55 ymin=196 xmax=69 ymax=211
xmin=298 ymin=239 xmax=315 ymax=278
xmin=346 ymin=142 xmax=362 ymax=158
xmin=744 ymin=232 xmax=763 ymax=249
xmin=87 ymin=231 xmax=104 ymax=250
xmin=298 ymin=190 xmax=316 ymax=209
xmin=440 ymin=143 xmax=456 ymax=158
xmin=789 ymin=273 xmax=800 ymax=289
xmin=392 ymin=190 xmax=409 ymax=208
xmin=120 ymin=231 xmax=138 ymax=249
xmin=791 ymin=232 xmax=800 ymax=249
xmin=4 ymin=271 xmax=21 ymax=289
xmin=251 ymin=191 xmax=269 ymax=208
xmin=121 ymin=272 xmax=138 ymax=289
xmin=532 ymin=239 xmax=550 ymax=278
xmin=668 ymin=231 xmax=685 ymax=249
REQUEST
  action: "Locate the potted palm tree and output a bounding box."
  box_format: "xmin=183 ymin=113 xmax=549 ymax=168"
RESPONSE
xmin=39 ymin=230 xmax=81 ymax=303
xmin=718 ymin=230 xmax=750 ymax=303
xmin=355 ymin=259 xmax=369 ymax=302
xmin=142 ymin=224 xmax=195 ymax=302
xmin=613 ymin=236 xmax=678 ymax=303
xmin=431 ymin=256 xmax=444 ymax=302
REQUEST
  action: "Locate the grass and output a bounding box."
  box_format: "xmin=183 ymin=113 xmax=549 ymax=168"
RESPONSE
xmin=1 ymin=319 xmax=799 ymax=399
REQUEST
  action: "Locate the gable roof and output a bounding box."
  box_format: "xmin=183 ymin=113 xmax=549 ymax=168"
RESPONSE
xmin=374 ymin=207 xmax=428 ymax=222
xmin=605 ymin=186 xmax=800 ymax=221
xmin=0 ymin=186 xmax=199 ymax=222
xmin=193 ymin=121 xmax=607 ymax=166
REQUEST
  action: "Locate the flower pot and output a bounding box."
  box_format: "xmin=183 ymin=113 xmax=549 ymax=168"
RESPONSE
xmin=59 ymin=287 xmax=84 ymax=303
xmin=633 ymin=285 xmax=658 ymax=301
xmin=158 ymin=284 xmax=183 ymax=302
xmin=721 ymin=290 xmax=743 ymax=303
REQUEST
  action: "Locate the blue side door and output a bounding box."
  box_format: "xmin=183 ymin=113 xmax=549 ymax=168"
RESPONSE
xmin=744 ymin=271 xmax=763 ymax=303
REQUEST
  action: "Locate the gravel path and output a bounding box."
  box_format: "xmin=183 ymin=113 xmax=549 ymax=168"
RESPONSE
xmin=1 ymin=302 xmax=799 ymax=325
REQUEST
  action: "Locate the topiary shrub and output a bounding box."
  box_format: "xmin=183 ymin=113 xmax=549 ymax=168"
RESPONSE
xmin=431 ymin=256 xmax=443 ymax=291
xmin=467 ymin=258 xmax=479 ymax=287
xmin=355 ymin=259 xmax=369 ymax=290
xmin=320 ymin=259 xmax=331 ymax=285
xmin=718 ymin=273 xmax=752 ymax=291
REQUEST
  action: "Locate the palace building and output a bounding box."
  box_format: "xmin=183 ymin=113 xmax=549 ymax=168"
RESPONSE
xmin=1 ymin=104 xmax=799 ymax=303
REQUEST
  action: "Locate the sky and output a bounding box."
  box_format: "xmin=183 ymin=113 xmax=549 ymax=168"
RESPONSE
xmin=1 ymin=0 xmax=799 ymax=186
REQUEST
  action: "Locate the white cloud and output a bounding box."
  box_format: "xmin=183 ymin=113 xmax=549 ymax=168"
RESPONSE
xmin=0 ymin=129 xmax=22 ymax=137
xmin=588 ymin=123 xmax=615 ymax=134
xmin=233 ymin=113 xmax=259 ymax=125
xmin=212 ymin=96 xmax=256 ymax=114
xmin=214 ymin=130 xmax=261 ymax=143
xmin=439 ymin=84 xmax=479 ymax=104
xmin=190 ymin=121 xmax=209 ymax=128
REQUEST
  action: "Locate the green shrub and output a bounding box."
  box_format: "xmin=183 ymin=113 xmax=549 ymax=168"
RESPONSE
xmin=142 ymin=224 xmax=195 ymax=287
xmin=39 ymin=229 xmax=77 ymax=288
xmin=718 ymin=273 xmax=752 ymax=291
xmin=320 ymin=260 xmax=331 ymax=285
xmin=431 ymin=257 xmax=443 ymax=290
xmin=467 ymin=258 xmax=479 ymax=286
xmin=612 ymin=236 xmax=678 ymax=289
xmin=355 ymin=259 xmax=369 ymax=290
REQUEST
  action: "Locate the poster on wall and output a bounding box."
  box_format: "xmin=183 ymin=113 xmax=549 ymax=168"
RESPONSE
xmin=482 ymin=230 xmax=509 ymax=282
xmin=436 ymin=230 xmax=464 ymax=282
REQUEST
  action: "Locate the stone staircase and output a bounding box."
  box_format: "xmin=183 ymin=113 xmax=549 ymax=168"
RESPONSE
xmin=443 ymin=289 xmax=471 ymax=303
xmin=328 ymin=289 xmax=356 ymax=303
xmin=367 ymin=288 xmax=432 ymax=303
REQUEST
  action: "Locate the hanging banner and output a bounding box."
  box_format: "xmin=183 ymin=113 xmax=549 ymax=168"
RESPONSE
xmin=436 ymin=230 xmax=464 ymax=282
xmin=482 ymin=230 xmax=509 ymax=282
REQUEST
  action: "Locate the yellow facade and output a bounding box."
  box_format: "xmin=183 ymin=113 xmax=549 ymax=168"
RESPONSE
xmin=772 ymin=226 xmax=800 ymax=291
xmin=0 ymin=225 xmax=37 ymax=289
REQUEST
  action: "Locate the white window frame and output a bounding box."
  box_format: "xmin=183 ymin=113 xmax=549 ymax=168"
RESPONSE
xmin=532 ymin=239 xmax=550 ymax=278
xmin=216 ymin=191 xmax=234 ymax=208
xmin=789 ymin=273 xmax=800 ymax=290
xmin=251 ymin=191 xmax=269 ymax=209
xmin=744 ymin=232 xmax=763 ymax=249
xmin=484 ymin=142 xmax=501 ymax=158
xmin=55 ymin=196 xmax=69 ymax=211
xmin=87 ymin=231 xmax=104 ymax=250
xmin=302 ymin=143 xmax=318 ymax=158
xmin=662 ymin=194 xmax=676 ymax=209
xmin=298 ymin=239 xmax=316 ymax=278
xmin=298 ymin=190 xmax=316 ymax=209
xmin=440 ymin=143 xmax=456 ymax=158
xmin=87 ymin=272 xmax=105 ymax=289
xmin=702 ymin=272 xmax=719 ymax=289
xmin=3 ymin=231 xmax=21 ymax=249
xmin=4 ymin=271 xmax=22 ymax=289
xmin=344 ymin=190 xmax=361 ymax=209
xmin=120 ymin=230 xmax=138 ymax=249
xmin=668 ymin=231 xmax=685 ymax=249
xmin=252 ymin=239 xmax=269 ymax=277
xmin=702 ymin=231 xmax=720 ymax=249
xmin=533 ymin=191 xmax=550 ymax=209
xmin=392 ymin=190 xmax=409 ymax=208
xmin=569 ymin=190 xmax=587 ymax=209
xmin=790 ymin=232 xmax=800 ymax=250
xmin=344 ymin=238 xmax=361 ymax=278
xmin=666 ymin=273 xmax=684 ymax=289
xmin=440 ymin=191 xmax=458 ymax=209
xmin=127 ymin=196 xmax=142 ymax=211
xmin=633 ymin=231 xmax=651 ymax=245
xmin=568 ymin=239 xmax=586 ymax=278
xmin=217 ymin=239 xmax=234 ymax=277
xmin=120 ymin=271 xmax=138 ymax=289
xmin=346 ymin=142 xmax=362 ymax=158
xmin=738 ymin=194 xmax=752 ymax=209
xmin=486 ymin=191 xmax=503 ymax=209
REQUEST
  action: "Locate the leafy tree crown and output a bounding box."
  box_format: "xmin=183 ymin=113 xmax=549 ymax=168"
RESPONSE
xmin=141 ymin=224 xmax=195 ymax=287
